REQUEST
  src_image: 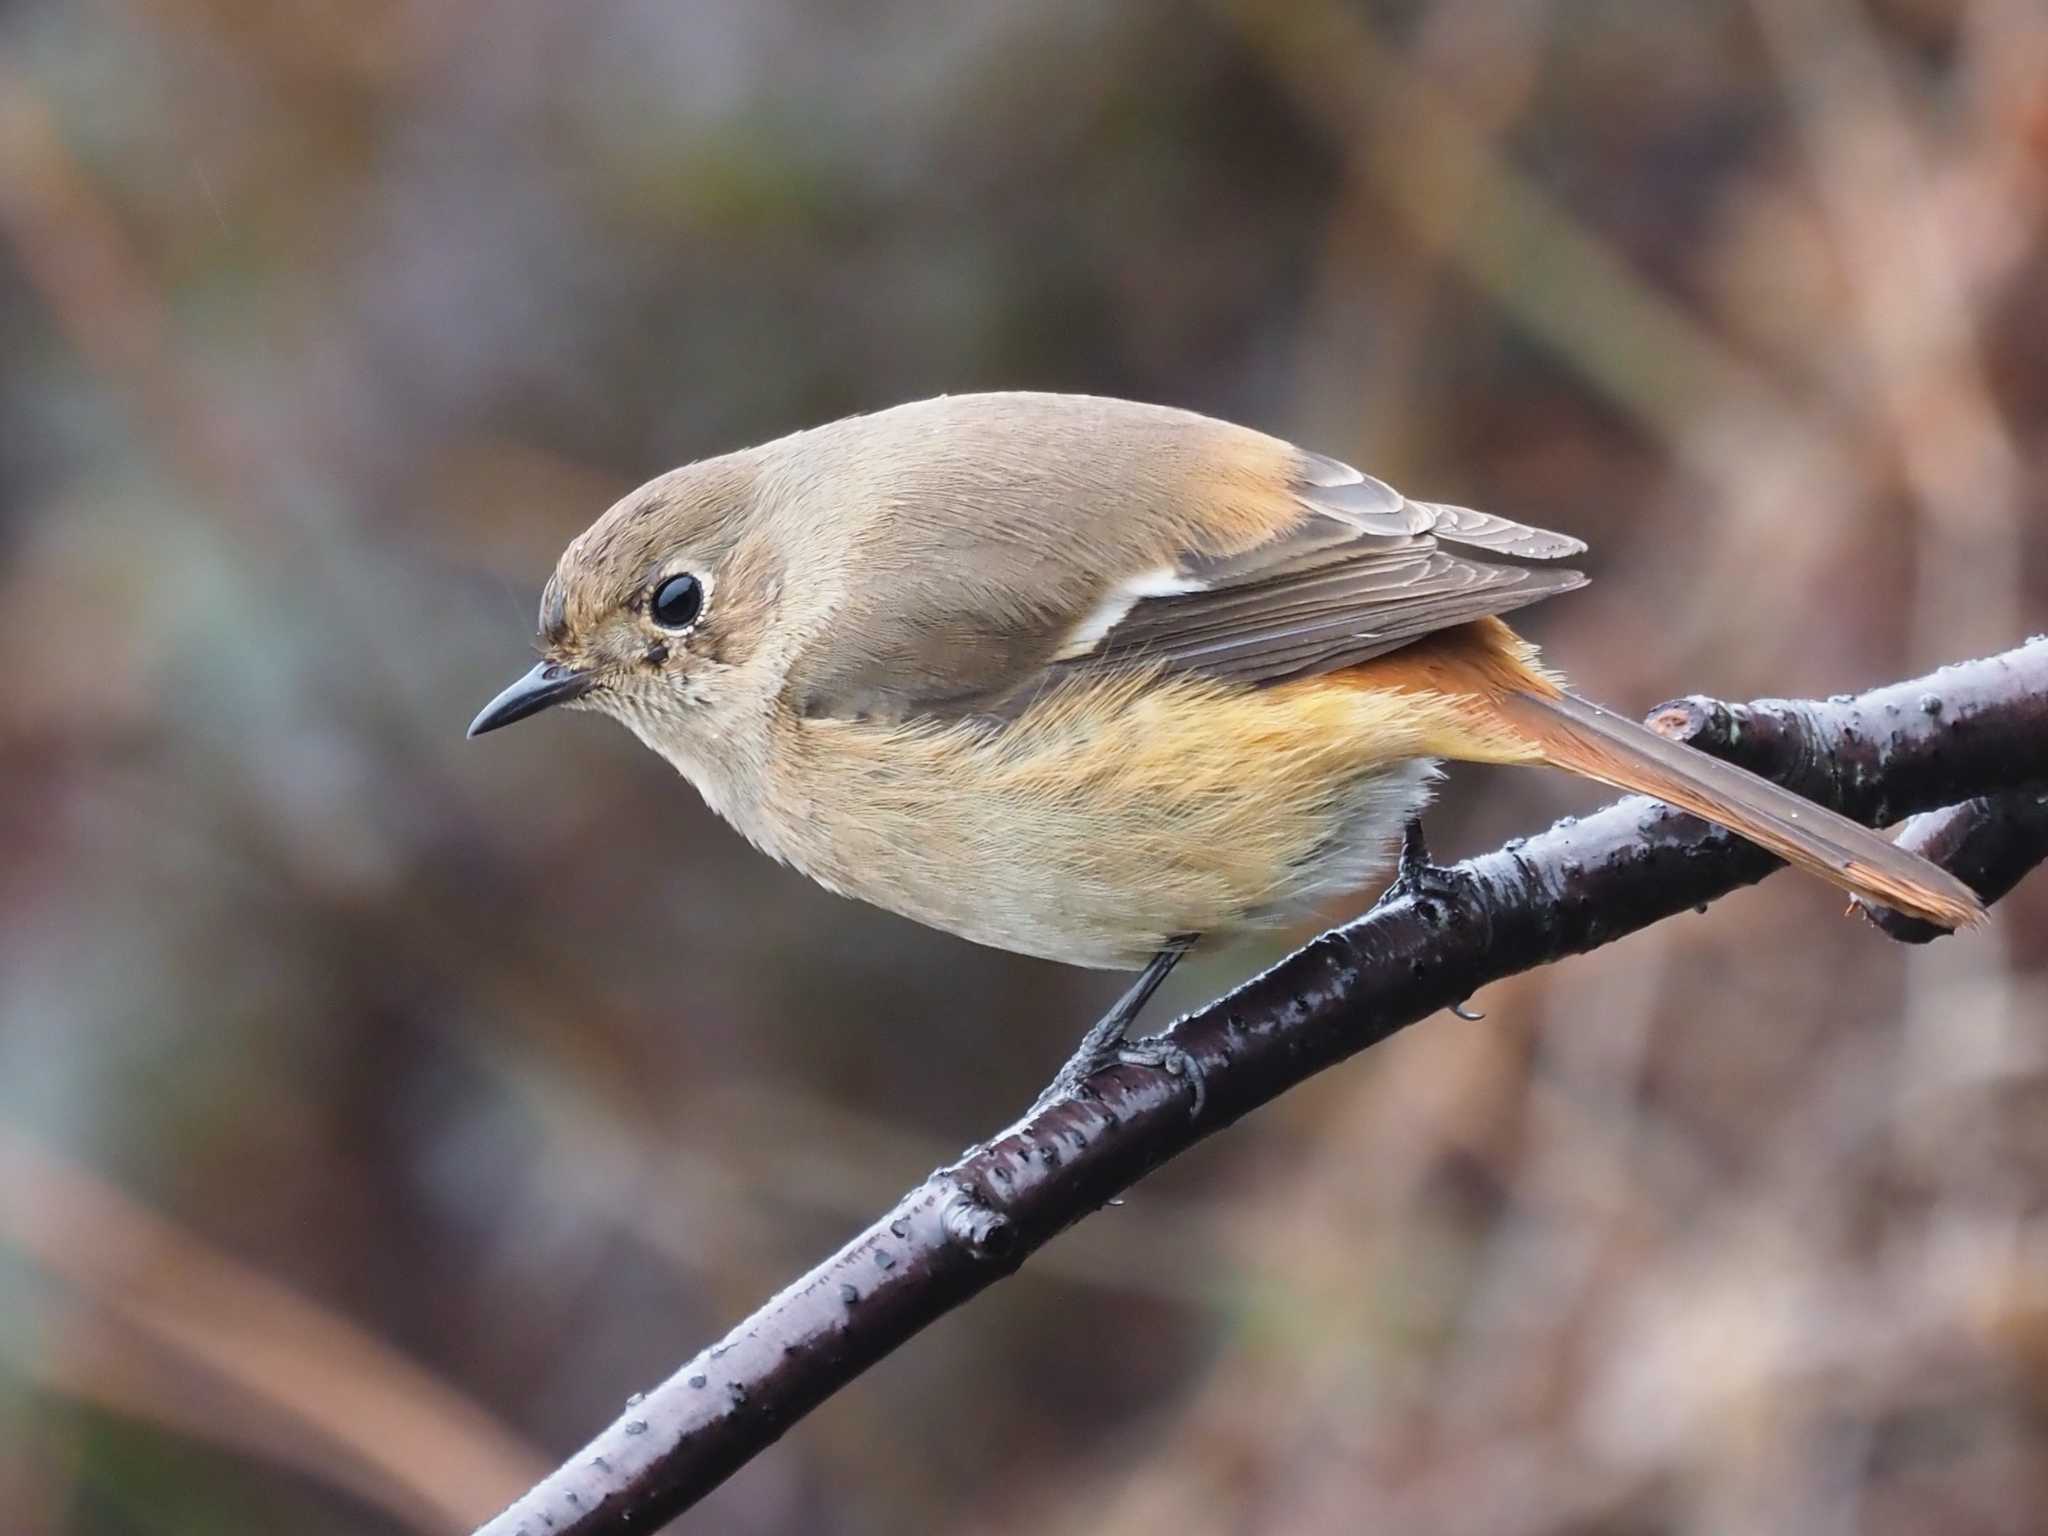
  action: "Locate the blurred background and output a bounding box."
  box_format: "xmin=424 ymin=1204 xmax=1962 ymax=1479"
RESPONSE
xmin=2 ymin=1 xmax=2045 ymax=1532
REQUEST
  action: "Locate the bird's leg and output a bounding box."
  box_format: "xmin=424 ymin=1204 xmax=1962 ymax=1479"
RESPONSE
xmin=1386 ymin=817 xmax=1485 ymax=1020
xmin=1032 ymin=936 xmax=1202 ymax=1114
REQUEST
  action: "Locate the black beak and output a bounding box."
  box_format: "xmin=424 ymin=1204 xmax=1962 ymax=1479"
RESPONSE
xmin=467 ymin=662 xmax=595 ymax=738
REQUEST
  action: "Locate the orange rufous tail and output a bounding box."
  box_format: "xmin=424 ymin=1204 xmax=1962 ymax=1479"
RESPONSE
xmin=1358 ymin=621 xmax=1985 ymax=930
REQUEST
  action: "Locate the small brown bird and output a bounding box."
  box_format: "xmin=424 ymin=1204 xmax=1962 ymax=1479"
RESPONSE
xmin=470 ymin=393 xmax=1981 ymax=1087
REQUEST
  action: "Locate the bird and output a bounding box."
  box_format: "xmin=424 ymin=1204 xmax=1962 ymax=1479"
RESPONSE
xmin=468 ymin=392 xmax=1982 ymax=1097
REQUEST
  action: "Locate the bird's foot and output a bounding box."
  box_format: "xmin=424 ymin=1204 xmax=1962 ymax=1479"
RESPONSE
xmin=1386 ymin=817 xmax=1472 ymax=910
xmin=1028 ymin=939 xmax=1198 ymax=1117
xmin=1386 ymin=818 xmax=1485 ymax=1019
xmin=1115 ymin=1033 xmax=1207 ymax=1118
xmin=1030 ymin=1034 xmax=1123 ymax=1116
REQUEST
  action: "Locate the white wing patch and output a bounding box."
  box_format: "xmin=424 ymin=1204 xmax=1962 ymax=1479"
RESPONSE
xmin=1053 ymin=567 xmax=1207 ymax=660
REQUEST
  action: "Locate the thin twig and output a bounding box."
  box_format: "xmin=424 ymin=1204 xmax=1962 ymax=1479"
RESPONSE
xmin=475 ymin=638 xmax=2047 ymax=1536
xmin=1857 ymin=788 xmax=2048 ymax=942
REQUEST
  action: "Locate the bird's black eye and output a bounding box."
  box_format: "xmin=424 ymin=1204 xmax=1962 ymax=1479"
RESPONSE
xmin=651 ymin=572 xmax=703 ymax=631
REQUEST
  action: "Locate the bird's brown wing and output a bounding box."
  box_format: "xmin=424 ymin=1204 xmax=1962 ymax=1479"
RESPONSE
xmin=1075 ymin=534 xmax=1585 ymax=688
xmin=1039 ymin=453 xmax=1586 ymax=698
xmin=778 ymin=394 xmax=1585 ymax=722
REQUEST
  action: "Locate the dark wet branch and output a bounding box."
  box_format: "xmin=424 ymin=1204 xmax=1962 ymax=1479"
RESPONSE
xmin=1642 ymin=651 xmax=2048 ymax=824
xmin=1857 ymin=788 xmax=2048 ymax=942
xmin=474 ymin=637 xmax=2048 ymax=1536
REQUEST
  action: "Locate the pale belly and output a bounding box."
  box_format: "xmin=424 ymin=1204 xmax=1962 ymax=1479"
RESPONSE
xmin=750 ymin=673 xmax=1446 ymax=969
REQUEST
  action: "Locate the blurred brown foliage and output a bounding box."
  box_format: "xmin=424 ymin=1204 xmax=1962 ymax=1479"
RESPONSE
xmin=1 ymin=2 xmax=2044 ymax=1533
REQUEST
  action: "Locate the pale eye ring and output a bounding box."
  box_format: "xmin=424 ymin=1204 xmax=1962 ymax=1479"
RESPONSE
xmin=650 ymin=572 xmax=704 ymax=631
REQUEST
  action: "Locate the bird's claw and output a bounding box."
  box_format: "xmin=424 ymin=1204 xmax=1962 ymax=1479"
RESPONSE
xmin=1030 ymin=1033 xmax=1206 ymax=1119
xmin=1116 ymin=1035 xmax=1207 ymax=1118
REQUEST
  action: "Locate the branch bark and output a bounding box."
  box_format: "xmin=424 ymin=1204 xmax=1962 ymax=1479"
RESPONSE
xmin=1857 ymin=788 xmax=2048 ymax=941
xmin=475 ymin=638 xmax=2048 ymax=1536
